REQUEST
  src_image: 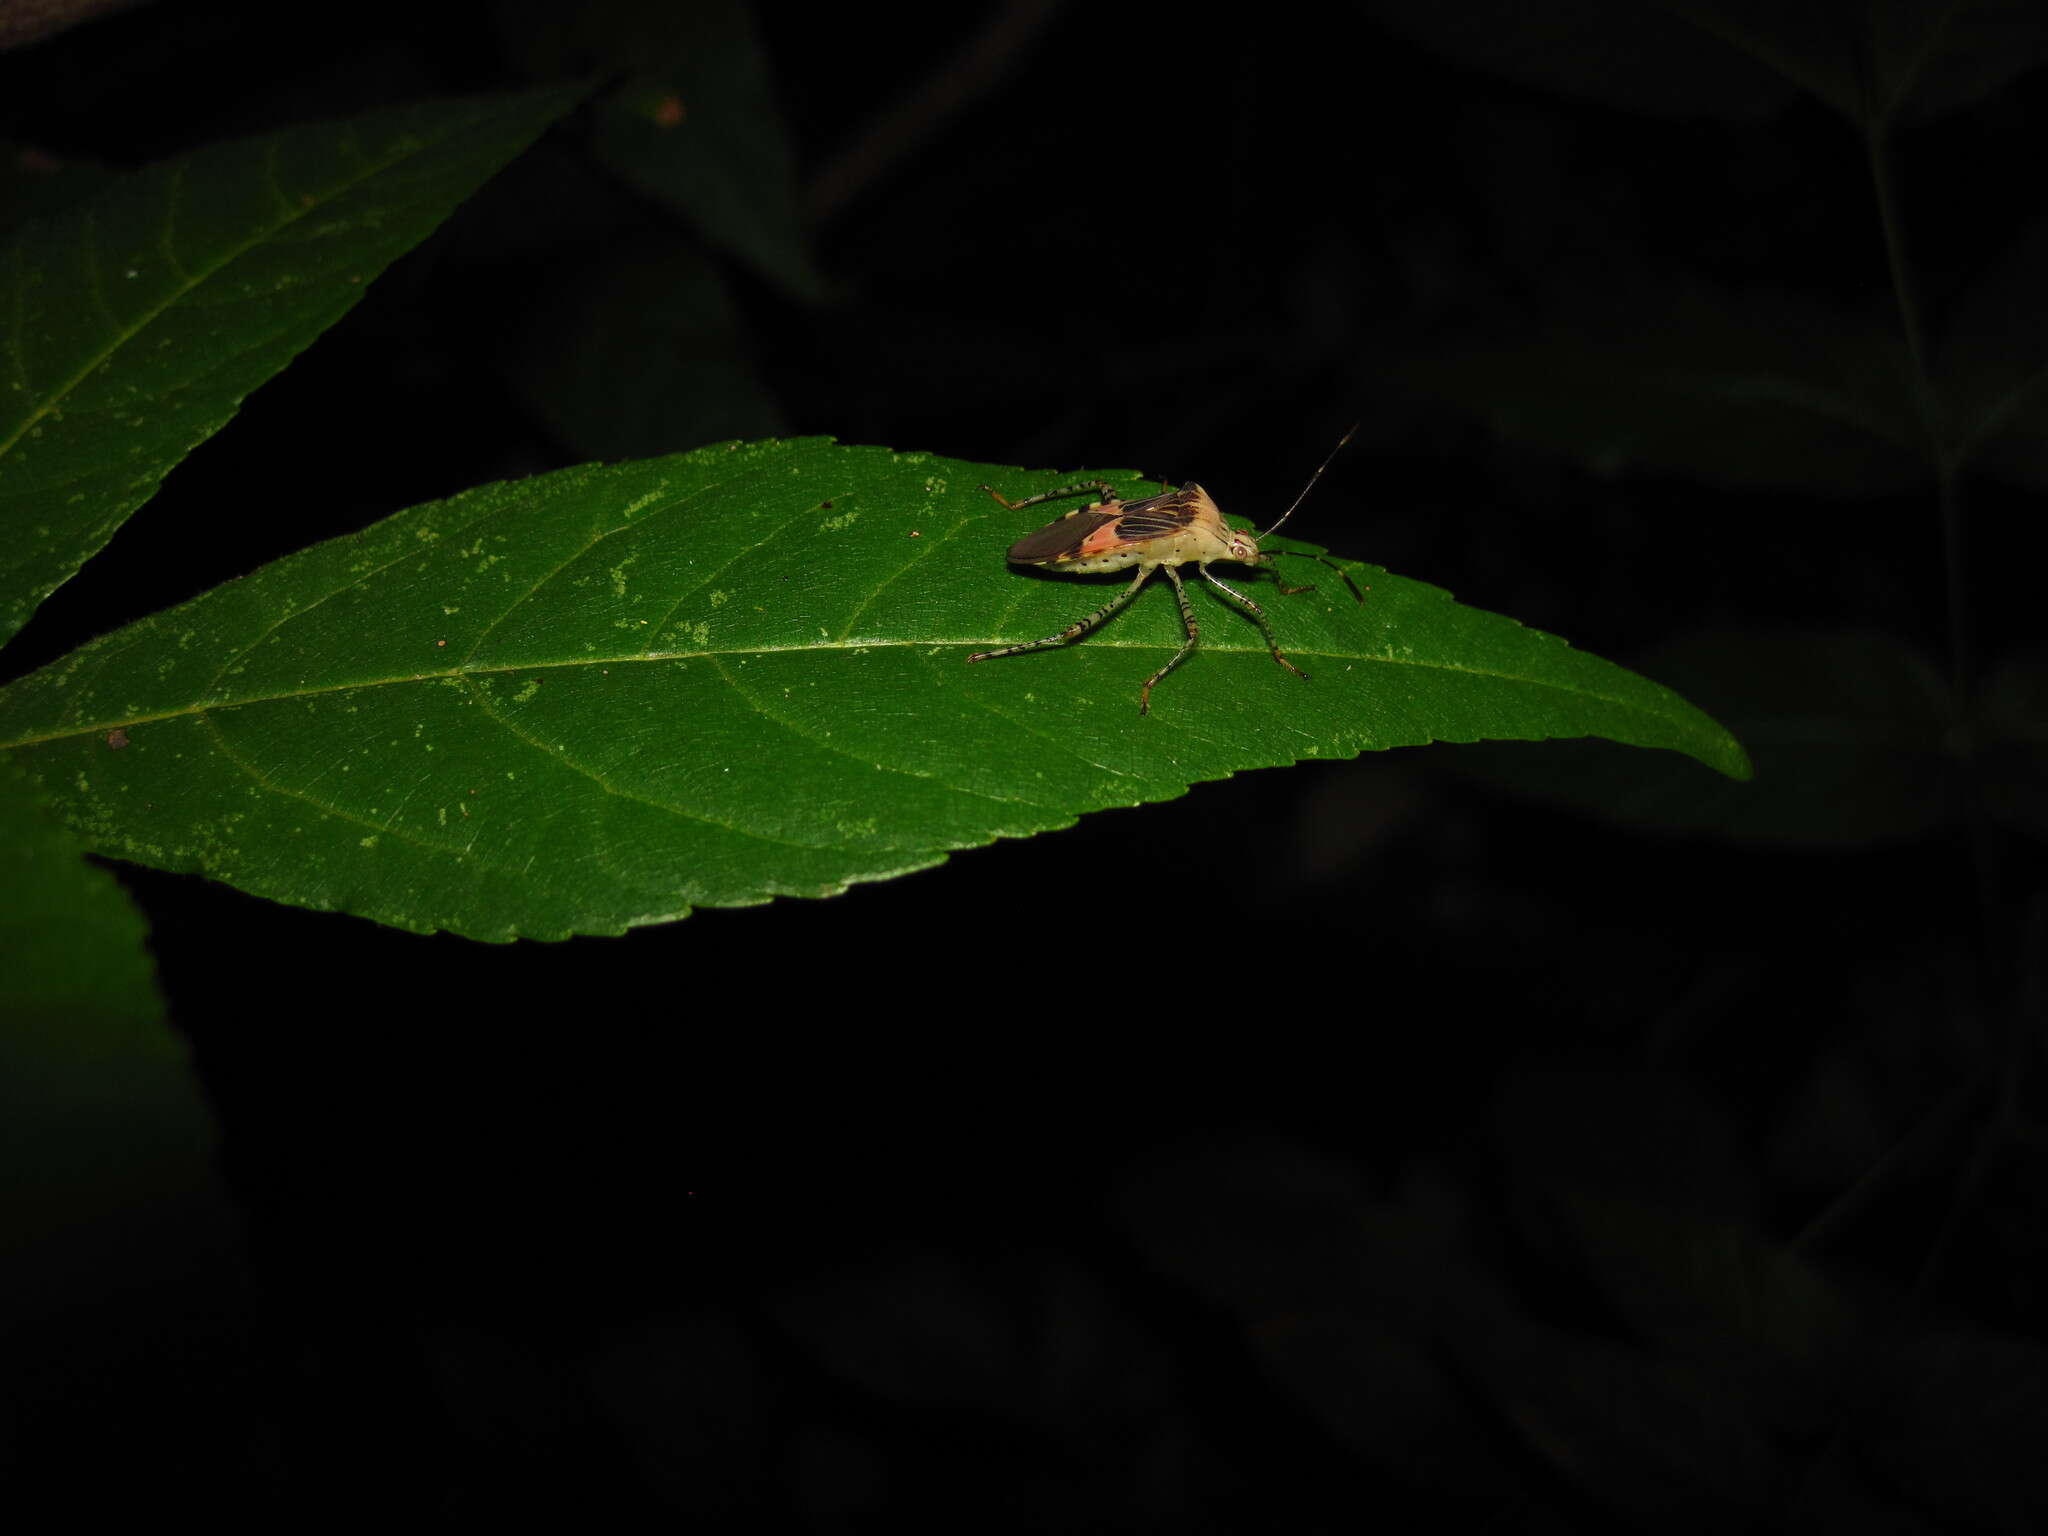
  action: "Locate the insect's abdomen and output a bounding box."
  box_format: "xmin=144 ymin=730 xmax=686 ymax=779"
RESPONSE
xmin=1060 ymin=549 xmax=1151 ymax=573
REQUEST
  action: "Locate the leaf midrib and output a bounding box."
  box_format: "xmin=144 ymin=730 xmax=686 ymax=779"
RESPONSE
xmin=0 ymin=635 xmax=1681 ymax=749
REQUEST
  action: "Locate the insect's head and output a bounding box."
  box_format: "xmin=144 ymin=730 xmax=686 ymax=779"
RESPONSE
xmin=1224 ymin=527 xmax=1262 ymax=564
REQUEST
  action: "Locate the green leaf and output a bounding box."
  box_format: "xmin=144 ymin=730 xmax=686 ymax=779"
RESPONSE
xmin=1394 ymin=283 xmax=1928 ymax=496
xmin=0 ymin=758 xmax=161 ymax=1027
xmin=1499 ymin=1070 xmax=1855 ymax=1386
xmin=1373 ymin=1 xmax=2048 ymax=128
xmin=502 ymin=0 xmax=824 ymax=301
xmin=1981 ymin=646 xmax=2048 ymax=843
xmin=1667 ymin=0 xmax=2048 ymax=126
xmin=0 ymin=438 xmax=1749 ymax=941
xmin=0 ymin=762 xmax=231 ymax=1325
xmin=0 ymin=142 xmax=116 ymax=239
xmin=0 ymin=83 xmax=583 ymax=649
xmin=1362 ymin=0 xmax=1802 ymax=119
xmin=1938 ymin=211 xmax=2048 ymax=491
xmin=1450 ymin=626 xmax=1954 ymax=846
xmin=508 ymin=233 xmax=782 ymax=461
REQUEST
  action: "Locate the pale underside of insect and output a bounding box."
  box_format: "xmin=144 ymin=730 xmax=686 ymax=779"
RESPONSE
xmin=966 ymin=432 xmax=1362 ymax=715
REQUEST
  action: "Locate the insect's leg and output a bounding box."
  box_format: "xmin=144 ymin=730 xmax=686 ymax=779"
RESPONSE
xmin=1139 ymin=565 xmax=1202 ymax=715
xmin=979 ymin=479 xmax=1120 ymax=512
xmin=1269 ymin=551 xmax=1367 ymax=603
xmin=967 ymin=566 xmax=1152 ymax=663
xmin=1201 ymin=566 xmax=1308 ymax=681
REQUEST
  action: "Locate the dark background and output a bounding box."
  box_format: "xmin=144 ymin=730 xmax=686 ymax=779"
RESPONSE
xmin=3 ymin=0 xmax=2045 ymax=1527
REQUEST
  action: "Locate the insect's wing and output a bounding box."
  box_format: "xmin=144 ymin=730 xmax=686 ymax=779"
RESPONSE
xmin=1005 ymin=486 xmax=1211 ymax=565
xmin=1006 ymin=508 xmax=1125 ymax=564
xmin=1105 ymin=486 xmax=1207 ymax=541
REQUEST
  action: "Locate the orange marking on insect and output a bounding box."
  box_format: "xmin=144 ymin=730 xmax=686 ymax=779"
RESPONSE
xmin=1075 ymin=520 xmax=1133 ymax=559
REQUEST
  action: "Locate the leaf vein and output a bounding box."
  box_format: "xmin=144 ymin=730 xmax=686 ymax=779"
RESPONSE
xmin=197 ymin=708 xmax=466 ymax=861
xmin=833 ymin=513 xmax=970 ymax=640
xmin=705 ymin=652 xmax=1033 ymax=809
xmin=637 ymin=479 xmax=830 ymax=653
xmin=0 ymin=118 xmax=494 ymax=466
xmin=922 ymin=649 xmax=1160 ymax=783
xmin=5 ymin=638 xmax=1693 ymax=749
xmin=456 ymin=672 xmax=847 ymax=855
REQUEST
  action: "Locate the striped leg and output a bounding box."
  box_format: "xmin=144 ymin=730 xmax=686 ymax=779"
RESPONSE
xmin=967 ymin=565 xmax=1153 ymax=663
xmin=979 ymin=479 xmax=1120 ymax=512
xmin=1201 ymin=565 xmax=1309 ymax=681
xmin=1267 ymin=550 xmax=1367 ymax=603
xmin=1139 ymin=564 xmax=1202 ymax=715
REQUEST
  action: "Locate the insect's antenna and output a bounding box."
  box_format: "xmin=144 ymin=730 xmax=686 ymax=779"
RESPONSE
xmin=1254 ymin=422 xmax=1359 ymax=540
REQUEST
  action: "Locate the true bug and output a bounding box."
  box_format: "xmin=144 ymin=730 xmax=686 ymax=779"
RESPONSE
xmin=966 ymin=427 xmax=1362 ymax=713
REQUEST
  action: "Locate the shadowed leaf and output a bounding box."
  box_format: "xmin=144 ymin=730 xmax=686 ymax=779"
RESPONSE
xmin=0 ymin=83 xmax=583 ymax=647
xmin=1394 ymin=285 xmax=1927 ymax=496
xmin=1451 ymin=626 xmax=1953 ymax=846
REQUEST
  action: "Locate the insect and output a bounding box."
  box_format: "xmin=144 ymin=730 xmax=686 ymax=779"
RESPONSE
xmin=966 ymin=427 xmax=1362 ymax=713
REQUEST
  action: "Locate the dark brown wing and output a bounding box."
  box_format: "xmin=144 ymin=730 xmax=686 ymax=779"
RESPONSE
xmin=1113 ymin=486 xmax=1203 ymax=523
xmin=1004 ymin=485 xmax=1205 ymax=563
xmin=1105 ymin=510 xmax=1194 ymax=541
xmin=1006 ymin=507 xmax=1123 ymax=563
xmin=1097 ymin=486 xmax=1204 ymax=544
